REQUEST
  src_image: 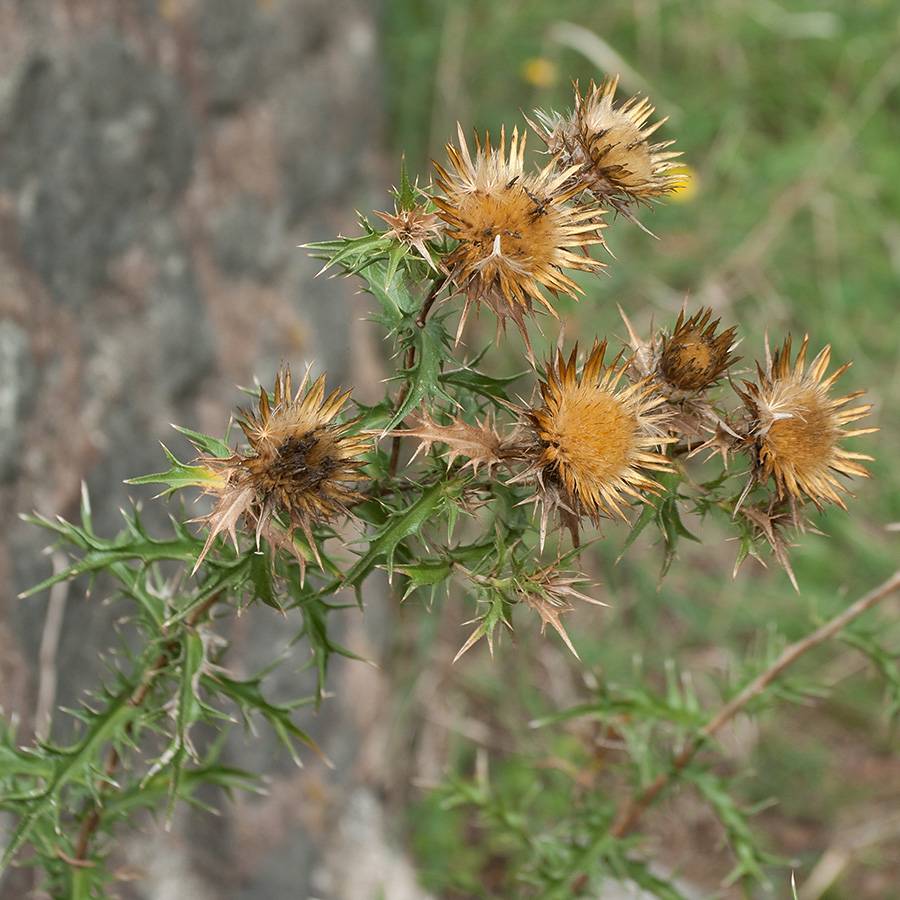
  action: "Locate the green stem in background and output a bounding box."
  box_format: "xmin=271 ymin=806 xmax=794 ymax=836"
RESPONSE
xmin=609 ymin=569 xmax=900 ymax=839
xmin=388 ymin=273 xmax=447 ymax=477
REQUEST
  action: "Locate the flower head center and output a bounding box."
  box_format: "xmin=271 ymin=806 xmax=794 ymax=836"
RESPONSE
xmin=541 ymin=386 xmax=635 ymax=484
xmin=765 ymin=389 xmax=838 ymax=470
xmin=452 ymin=186 xmax=557 ymax=275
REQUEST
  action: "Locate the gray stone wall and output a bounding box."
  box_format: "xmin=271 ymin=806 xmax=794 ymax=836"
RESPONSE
xmin=0 ymin=2 xmax=424 ymax=897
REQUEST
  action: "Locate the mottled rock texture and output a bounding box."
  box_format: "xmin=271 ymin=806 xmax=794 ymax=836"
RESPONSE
xmin=0 ymin=2 xmax=420 ymax=898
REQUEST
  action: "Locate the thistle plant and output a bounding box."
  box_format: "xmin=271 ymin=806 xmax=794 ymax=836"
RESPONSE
xmin=3 ymin=75 xmax=896 ymax=900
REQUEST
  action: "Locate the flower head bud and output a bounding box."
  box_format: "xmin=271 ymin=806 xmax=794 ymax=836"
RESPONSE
xmin=658 ymin=308 xmax=740 ymax=395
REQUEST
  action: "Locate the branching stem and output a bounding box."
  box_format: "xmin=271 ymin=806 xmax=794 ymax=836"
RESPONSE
xmin=609 ymin=569 xmax=900 ymax=839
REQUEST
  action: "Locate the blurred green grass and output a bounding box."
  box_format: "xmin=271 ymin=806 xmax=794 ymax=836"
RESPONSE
xmin=381 ymin=2 xmax=900 ymax=897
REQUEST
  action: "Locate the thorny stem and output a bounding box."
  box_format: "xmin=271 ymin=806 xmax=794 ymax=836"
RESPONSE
xmin=415 ymin=274 xmax=446 ymax=330
xmin=72 ymin=590 xmax=223 ymax=862
xmin=609 ymin=568 xmax=900 ymax=840
xmin=388 ymin=274 xmax=447 ymax=477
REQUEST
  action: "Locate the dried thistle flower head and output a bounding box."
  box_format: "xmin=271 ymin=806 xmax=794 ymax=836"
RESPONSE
xmin=523 ymin=339 xmax=673 ymax=546
xmin=619 ymin=305 xmax=741 ymax=444
xmin=195 ymin=363 xmax=371 ymax=578
xmin=737 ymin=335 xmax=876 ymax=512
xmin=433 ymin=123 xmax=606 ymax=354
xmin=529 ymin=74 xmax=683 ymax=226
xmin=658 ymin=308 xmax=740 ymax=396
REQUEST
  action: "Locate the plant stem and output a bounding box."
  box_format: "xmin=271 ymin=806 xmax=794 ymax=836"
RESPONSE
xmin=388 ymin=274 xmax=446 ymax=477
xmin=609 ymin=568 xmax=900 ymax=839
xmin=72 ymin=590 xmax=223 ymax=861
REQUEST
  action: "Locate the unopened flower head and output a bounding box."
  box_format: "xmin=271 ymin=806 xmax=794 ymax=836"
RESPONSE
xmin=374 ymin=202 xmax=443 ymax=270
xmin=530 ymin=75 xmax=683 ymax=222
xmin=433 ymin=123 xmax=606 ymax=354
xmin=658 ymin=307 xmax=740 ymax=396
xmin=738 ymin=335 xmax=876 ymax=511
xmin=524 ymin=339 xmax=673 ymax=545
xmin=196 ymin=364 xmax=371 ymax=577
xmin=619 ymin=306 xmax=741 ymax=444
xmin=518 ymin=563 xmax=606 ymax=659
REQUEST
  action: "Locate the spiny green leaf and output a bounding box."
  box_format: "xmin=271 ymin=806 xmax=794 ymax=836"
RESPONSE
xmin=663 ymin=658 xmax=701 ymax=717
xmin=384 ymin=317 xmax=454 ymax=432
xmin=1 ymin=678 xmax=141 ymax=868
xmin=841 ymin=629 xmax=900 ymax=725
xmin=248 ymin=549 xmax=282 ymax=611
xmin=296 ymin=595 xmax=370 ymax=703
xmin=340 ymin=478 xmax=465 ymax=591
xmin=170 ymin=425 xmax=233 ymax=459
xmin=18 ymin=513 xmax=205 ymax=600
xmin=116 ymin=764 xmax=263 ymax=817
xmin=161 ymin=630 xmax=208 ymax=822
xmin=128 ymin=444 xmax=224 ymax=496
xmin=104 ymin=561 xmax=170 ymax=629
xmin=396 ymin=153 xmax=417 ymax=210
xmin=449 ymin=540 xmax=502 ymax=574
xmin=454 ymin=587 xmax=515 ymax=662
xmin=163 ymin=554 xmax=247 ymax=627
xmin=384 ymin=234 xmax=412 ymax=288
xmin=391 ymin=536 xmax=502 ymax=604
xmin=618 ymin=500 xmax=656 ymax=561
xmin=620 ymin=487 xmax=700 ymax=579
xmin=442 ymin=365 xmax=524 ymax=404
xmin=362 ymin=261 xmax=421 ymax=324
xmin=207 ymin=672 xmax=323 ymax=766
xmin=685 ymin=769 xmax=782 ymax=888
xmin=530 ymin=680 xmax=708 ymax=731
xmin=606 ymin=853 xmax=694 ymax=900
xmin=394 ymin=559 xmax=453 ymax=602
xmin=304 ymin=225 xmax=392 ymax=277
xmin=0 ymin=739 xmax=54 ymax=784
xmin=658 ymin=495 xmax=700 ymax=578
xmin=352 ymin=398 xmax=398 ymax=434
xmin=733 ymin=525 xmax=757 ymax=571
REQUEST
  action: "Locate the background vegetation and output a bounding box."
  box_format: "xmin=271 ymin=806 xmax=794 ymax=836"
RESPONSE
xmin=381 ymin=2 xmax=900 ymax=897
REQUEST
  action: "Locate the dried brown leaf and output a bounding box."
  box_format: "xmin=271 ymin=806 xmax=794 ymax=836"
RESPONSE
xmin=390 ymin=409 xmax=506 ymax=474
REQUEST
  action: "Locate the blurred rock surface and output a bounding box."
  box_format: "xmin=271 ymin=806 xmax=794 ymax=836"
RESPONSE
xmin=0 ymin=1 xmax=418 ymax=898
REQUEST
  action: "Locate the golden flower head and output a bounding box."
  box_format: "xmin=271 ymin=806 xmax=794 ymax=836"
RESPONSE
xmin=432 ymin=123 xmax=606 ymax=354
xmin=529 ymin=75 xmax=683 ymax=225
xmin=196 ymin=363 xmax=371 ymax=578
xmin=737 ymin=335 xmax=876 ymax=511
xmin=523 ymin=339 xmax=673 ymax=546
xmin=657 ymin=307 xmax=740 ymax=396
